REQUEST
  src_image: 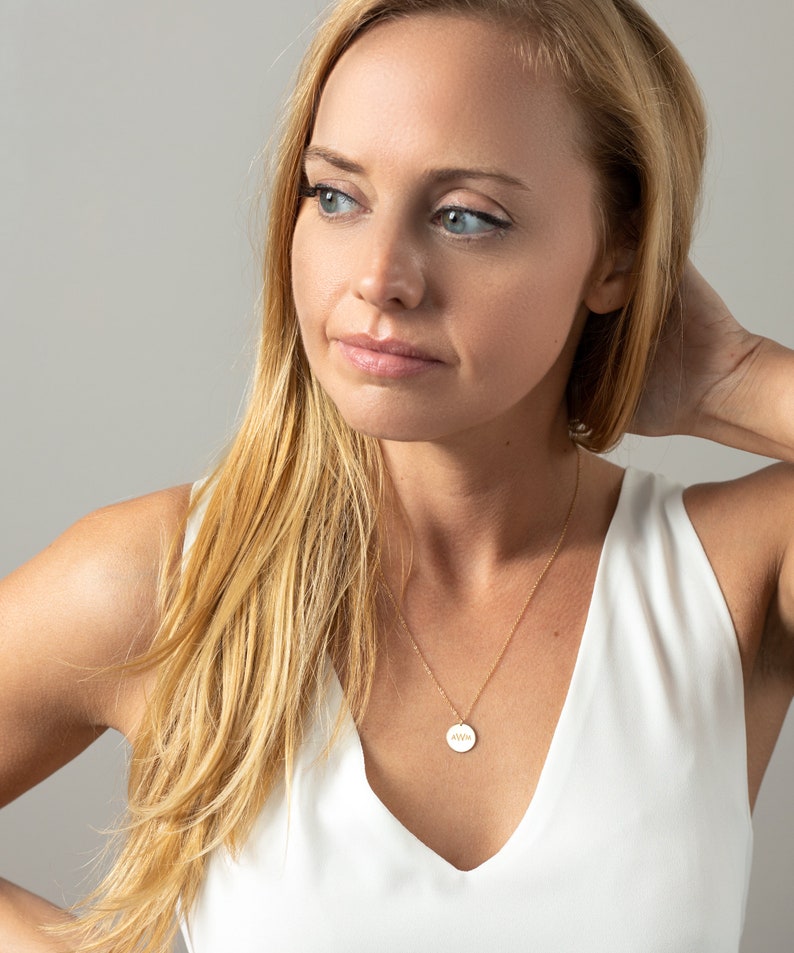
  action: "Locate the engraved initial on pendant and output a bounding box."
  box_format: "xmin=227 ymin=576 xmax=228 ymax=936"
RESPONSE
xmin=446 ymin=723 xmax=476 ymax=752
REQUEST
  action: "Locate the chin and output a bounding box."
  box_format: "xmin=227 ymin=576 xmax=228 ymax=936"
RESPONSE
xmin=332 ymin=400 xmax=448 ymax=443
xmin=345 ymin=417 xmax=442 ymax=443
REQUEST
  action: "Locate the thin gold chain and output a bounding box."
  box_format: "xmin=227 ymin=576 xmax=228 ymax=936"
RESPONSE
xmin=380 ymin=446 xmax=582 ymax=726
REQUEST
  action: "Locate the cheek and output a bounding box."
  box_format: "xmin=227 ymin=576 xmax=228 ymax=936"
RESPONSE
xmin=291 ymin=217 xmax=321 ymax=335
xmin=463 ymin=257 xmax=590 ymax=370
xmin=521 ymin=231 xmax=600 ymax=341
xmin=291 ymin=215 xmax=350 ymax=337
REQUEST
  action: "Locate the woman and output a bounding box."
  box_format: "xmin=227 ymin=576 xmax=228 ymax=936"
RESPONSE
xmin=1 ymin=0 xmax=792 ymax=950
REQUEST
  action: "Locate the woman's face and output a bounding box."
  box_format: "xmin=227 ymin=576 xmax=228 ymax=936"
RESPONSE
xmin=291 ymin=14 xmax=619 ymax=445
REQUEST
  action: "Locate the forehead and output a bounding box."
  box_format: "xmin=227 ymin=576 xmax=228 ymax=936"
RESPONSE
xmin=311 ymin=14 xmax=587 ymax=178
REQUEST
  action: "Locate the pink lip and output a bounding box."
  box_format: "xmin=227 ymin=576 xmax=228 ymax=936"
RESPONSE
xmin=335 ymin=334 xmax=443 ymax=379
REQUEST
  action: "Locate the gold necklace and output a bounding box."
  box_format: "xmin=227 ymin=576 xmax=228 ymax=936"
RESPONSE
xmin=380 ymin=446 xmax=582 ymax=753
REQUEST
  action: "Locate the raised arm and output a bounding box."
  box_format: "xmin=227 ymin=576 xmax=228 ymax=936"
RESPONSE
xmin=632 ymin=261 xmax=794 ymax=462
xmin=0 ymin=486 xmax=190 ymax=950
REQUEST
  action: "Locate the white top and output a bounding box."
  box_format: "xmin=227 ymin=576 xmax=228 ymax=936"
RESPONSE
xmin=181 ymin=468 xmax=753 ymax=952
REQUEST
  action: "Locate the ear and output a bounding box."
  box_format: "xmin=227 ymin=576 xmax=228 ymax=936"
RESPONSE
xmin=584 ymin=246 xmax=634 ymax=315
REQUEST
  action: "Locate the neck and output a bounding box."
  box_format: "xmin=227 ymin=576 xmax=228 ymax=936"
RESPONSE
xmin=378 ymin=415 xmax=581 ymax=588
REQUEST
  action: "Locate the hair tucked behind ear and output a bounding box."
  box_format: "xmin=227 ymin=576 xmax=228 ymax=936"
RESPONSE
xmin=54 ymin=1 xmax=706 ymax=949
xmin=556 ymin=0 xmax=708 ymax=448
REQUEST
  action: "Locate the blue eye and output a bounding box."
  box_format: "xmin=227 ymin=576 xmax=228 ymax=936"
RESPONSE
xmin=437 ymin=207 xmax=510 ymax=236
xmin=302 ymin=185 xmax=359 ymax=217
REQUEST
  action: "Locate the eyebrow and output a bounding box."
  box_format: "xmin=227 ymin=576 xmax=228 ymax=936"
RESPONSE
xmin=302 ymin=145 xmax=533 ymax=193
xmin=303 ymin=146 xmax=364 ymax=175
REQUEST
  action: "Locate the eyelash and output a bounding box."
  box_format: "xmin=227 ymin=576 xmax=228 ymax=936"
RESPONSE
xmin=299 ymin=184 xmax=358 ymax=215
xmin=299 ymin=184 xmax=512 ymax=238
xmin=434 ymin=206 xmax=512 ymax=234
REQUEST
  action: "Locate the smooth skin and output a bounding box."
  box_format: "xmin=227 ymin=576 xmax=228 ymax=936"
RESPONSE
xmin=2 ymin=13 xmax=793 ymax=947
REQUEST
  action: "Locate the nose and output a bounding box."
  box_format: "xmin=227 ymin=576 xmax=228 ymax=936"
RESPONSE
xmin=350 ymin=215 xmax=426 ymax=312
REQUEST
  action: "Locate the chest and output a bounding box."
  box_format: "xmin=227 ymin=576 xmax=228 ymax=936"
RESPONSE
xmin=186 ymin=589 xmax=752 ymax=953
xmin=356 ymin=567 xmax=592 ymax=871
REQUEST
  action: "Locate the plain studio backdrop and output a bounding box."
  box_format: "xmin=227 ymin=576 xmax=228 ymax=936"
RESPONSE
xmin=1 ymin=1 xmax=792 ymax=949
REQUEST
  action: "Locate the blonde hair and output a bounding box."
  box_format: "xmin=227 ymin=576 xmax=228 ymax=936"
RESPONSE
xmin=62 ymin=1 xmax=706 ymax=949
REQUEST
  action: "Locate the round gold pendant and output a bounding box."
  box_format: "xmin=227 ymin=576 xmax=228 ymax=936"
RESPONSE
xmin=446 ymin=723 xmax=476 ymax=752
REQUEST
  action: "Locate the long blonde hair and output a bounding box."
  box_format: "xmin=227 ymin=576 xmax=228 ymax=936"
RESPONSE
xmin=63 ymin=1 xmax=706 ymax=949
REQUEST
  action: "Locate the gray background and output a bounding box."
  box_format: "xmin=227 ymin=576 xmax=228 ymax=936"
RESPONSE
xmin=1 ymin=1 xmax=791 ymax=949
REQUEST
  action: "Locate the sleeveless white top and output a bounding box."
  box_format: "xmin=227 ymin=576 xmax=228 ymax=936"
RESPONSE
xmin=180 ymin=468 xmax=753 ymax=953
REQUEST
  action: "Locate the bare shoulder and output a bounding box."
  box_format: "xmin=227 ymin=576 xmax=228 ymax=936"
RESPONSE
xmin=0 ymin=485 xmax=192 ymax=806
xmin=684 ymin=462 xmax=794 ymax=573
xmin=683 ymin=463 xmax=794 ymax=682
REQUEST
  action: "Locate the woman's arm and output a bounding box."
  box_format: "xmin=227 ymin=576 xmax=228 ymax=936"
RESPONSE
xmin=0 ymin=486 xmax=190 ymax=949
xmin=632 ymin=262 xmax=794 ymax=462
xmin=0 ymin=879 xmax=75 ymax=952
xmin=633 ymin=261 xmax=794 ymax=687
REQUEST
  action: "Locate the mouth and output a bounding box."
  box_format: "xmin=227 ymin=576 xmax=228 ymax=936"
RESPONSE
xmin=334 ymin=334 xmax=444 ymax=379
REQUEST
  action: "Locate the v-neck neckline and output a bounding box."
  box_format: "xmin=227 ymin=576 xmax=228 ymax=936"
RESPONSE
xmin=325 ymin=468 xmax=633 ymax=875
